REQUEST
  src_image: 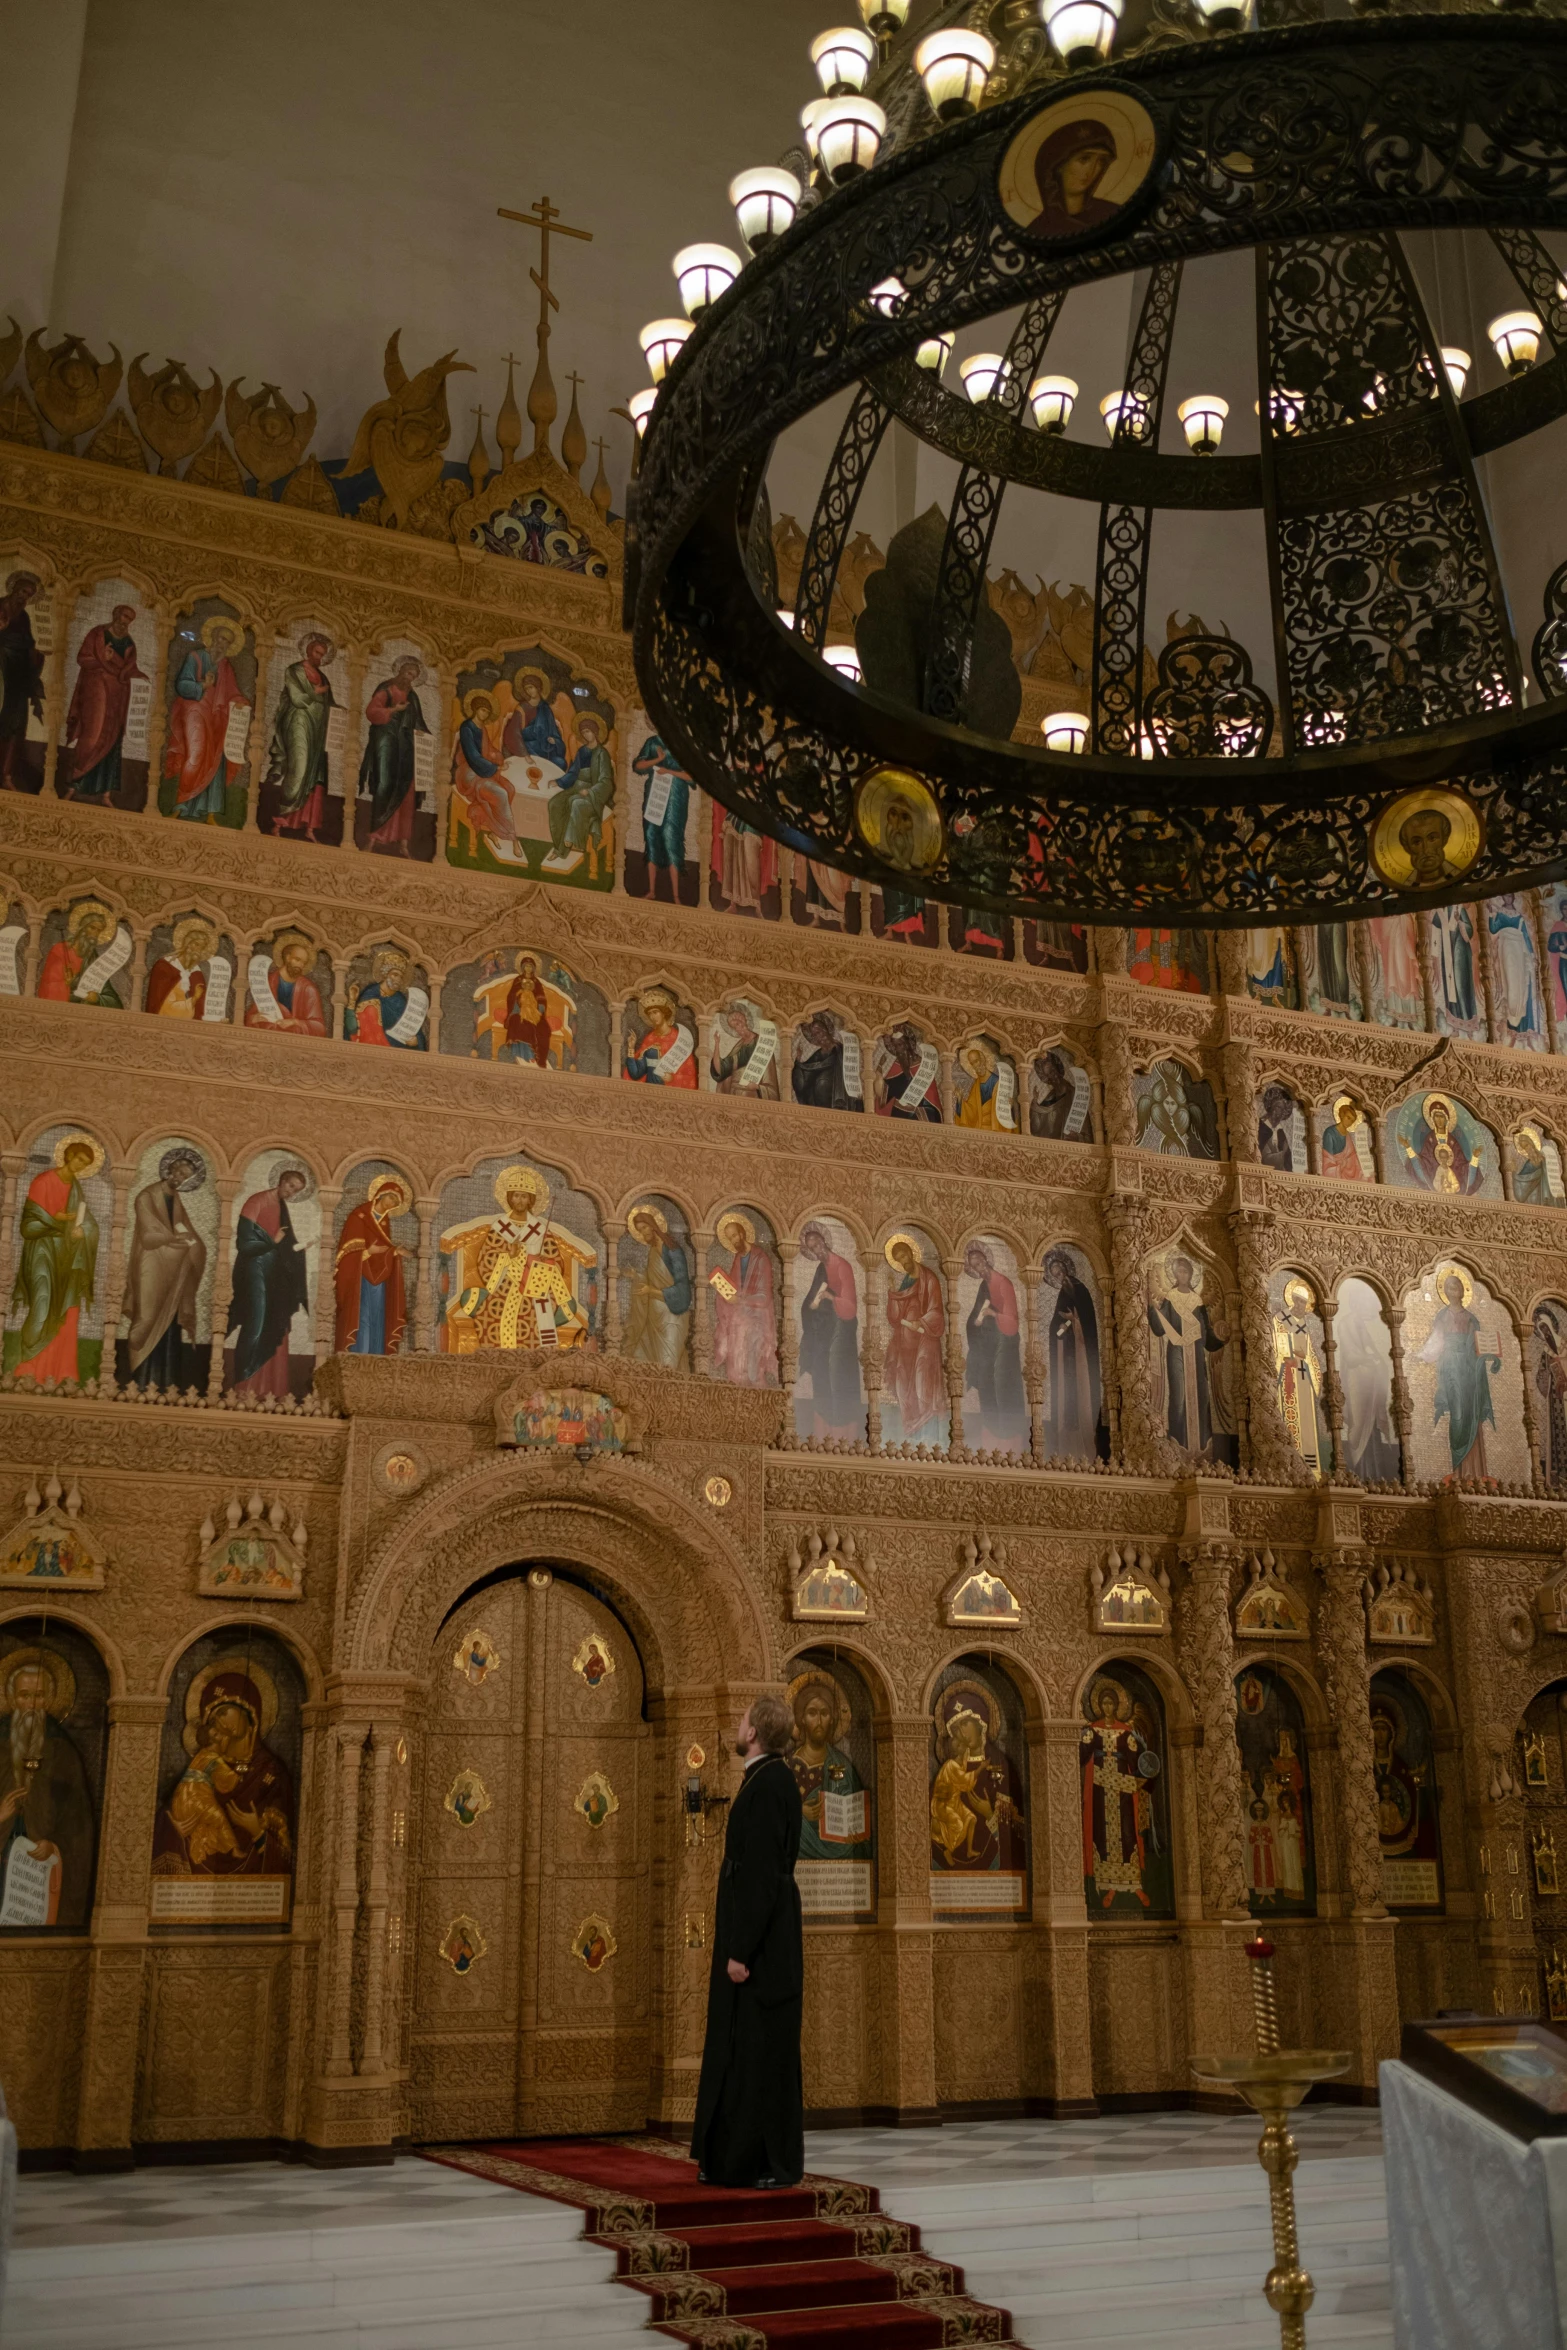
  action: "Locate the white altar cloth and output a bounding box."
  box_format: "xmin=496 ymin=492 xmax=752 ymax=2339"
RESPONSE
xmin=1382 ymin=2055 xmax=1567 ymax=2350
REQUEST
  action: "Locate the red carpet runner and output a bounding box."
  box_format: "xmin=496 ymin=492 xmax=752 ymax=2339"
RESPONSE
xmin=424 ymin=2135 xmax=1015 ymax=2346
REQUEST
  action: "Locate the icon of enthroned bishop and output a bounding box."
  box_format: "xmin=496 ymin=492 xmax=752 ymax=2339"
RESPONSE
xmin=439 ymin=1163 xmax=592 ymax=1354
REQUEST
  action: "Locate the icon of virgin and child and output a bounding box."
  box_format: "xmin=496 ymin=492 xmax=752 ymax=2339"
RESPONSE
xmin=151 ymin=1658 xmax=294 ymax=1894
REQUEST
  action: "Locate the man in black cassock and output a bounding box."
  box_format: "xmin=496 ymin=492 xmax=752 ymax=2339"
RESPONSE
xmin=691 ymin=1692 xmax=804 ymax=2188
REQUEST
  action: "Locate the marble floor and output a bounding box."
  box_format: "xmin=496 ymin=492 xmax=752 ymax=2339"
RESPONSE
xmin=3 ymin=2108 xmax=1393 ymax=2349
xmin=805 ymin=2102 xmax=1386 ymax=2183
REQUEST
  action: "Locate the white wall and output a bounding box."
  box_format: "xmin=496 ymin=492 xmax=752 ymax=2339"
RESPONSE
xmin=23 ymin=0 xmax=833 ymax=500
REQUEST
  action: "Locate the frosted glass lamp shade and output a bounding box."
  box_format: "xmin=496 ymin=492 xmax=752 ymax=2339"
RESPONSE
xmin=960 ymin=352 xmax=1009 ymax=402
xmin=811 ymin=25 xmax=877 ymax=93
xmin=1489 ymin=309 xmax=1542 ymax=374
xmin=639 ymin=318 xmax=693 ymax=383
xmin=1177 ymin=393 xmax=1228 ymax=452
xmin=914 ymin=29 xmax=994 ymax=119
xmin=1441 ymin=346 xmax=1471 ymax=397
xmin=823 ymin=644 xmax=863 ymax=681
xmin=1029 ymin=374 xmax=1077 ymax=432
xmin=730 ymin=166 xmax=800 ymax=252
xmin=817 ymin=95 xmax=885 ymax=182
xmin=1100 ymin=389 xmax=1150 ymax=441
xmin=627 ymin=387 xmax=657 ymax=438
xmin=917 ymin=333 xmax=954 ymax=373
xmin=674 ymin=243 xmax=741 ymax=318
xmin=800 ymin=98 xmax=832 ymax=160
xmin=1042 ymin=0 xmax=1123 ymax=67
xmin=1042 ymin=711 xmax=1088 ymax=752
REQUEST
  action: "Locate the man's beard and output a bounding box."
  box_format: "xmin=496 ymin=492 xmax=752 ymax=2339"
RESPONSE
xmin=11 ymin=1709 xmax=45 ymax=1779
xmin=733 ymin=1738 xmax=752 ymax=1758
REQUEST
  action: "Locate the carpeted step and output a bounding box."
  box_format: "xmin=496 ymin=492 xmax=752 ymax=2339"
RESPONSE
xmin=652 ymin=2304 xmax=1010 ymax=2347
xmin=623 ymin=2213 xmax=912 ymax=2269
xmin=632 ymin=2251 xmax=965 ymax=2319
xmin=422 ymin=2137 xmax=1015 ymax=2349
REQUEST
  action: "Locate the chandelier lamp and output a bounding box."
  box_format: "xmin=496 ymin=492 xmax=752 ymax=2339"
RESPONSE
xmin=629 ymin=9 xmax=1567 ymax=927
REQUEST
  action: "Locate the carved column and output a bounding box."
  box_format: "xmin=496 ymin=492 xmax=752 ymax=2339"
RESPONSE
xmin=1515 ymin=1311 xmax=1547 ymax=1493
xmin=1383 ymin=1304 xmax=1416 ymax=1487
xmin=1314 ymin=1545 xmax=1400 ymax=2079
xmin=313 ymin=1185 xmax=343 ymax=1361
xmin=324 ymin=1725 xmax=365 ymax=2078
xmin=1317 ymin=1295 xmax=1346 ymax=1469
xmin=432 ymin=661 xmax=455 ymax=853
xmin=872 ymin=1713 xmax=939 ymax=2120
xmin=1221 ymin=1038 xmax=1258 ymax=1163
xmin=413 ymin=1195 xmax=438 ymax=1353
xmin=36 ymin=592 xmax=66 ymax=795
xmin=142 ymin=605 xmax=172 ymax=784
xmin=937 ymin=1045 xmax=956 ymax=1126
xmin=1214 ymin=931 xmax=1249 ymax=1000
xmin=863 ymin=1248 xmax=885 ymax=1451
xmin=1095 ymin=1017 xmax=1137 ymax=1146
xmin=1102 ymin=1194 xmax=1161 ymax=1471
xmin=1095 ymin=926 xmax=1128 ymax=976
xmin=1227 ymin=1206 xmax=1299 ymax=1482
xmin=1315 ymin=1559 xmax=1386 ymax=1916
xmin=20 ymin=914 xmax=42 ymax=996
xmin=125 ymin=926 xmax=150 ymax=1014
xmin=1499 ymin=1127 xmax=1521 ymax=1203
xmin=1476 ymin=902 xmax=1500 ymax=1043
xmin=327 ymin=960 xmax=351 ymax=1044
xmin=338 ymin=648 xmax=365 ymax=842
xmin=239 ymin=643 xmax=272 ymax=830
xmin=1351 ymin=921 xmax=1375 ymax=1024
xmin=696 ymin=1012 xmax=718 ymax=1091
xmin=96 ymin=1159 xmax=138 ymax=1389
xmin=777 ymin=1236 xmax=799 ymax=1441
xmin=423 ymin=969 xmax=444 ymax=1048
xmin=74 ymin=1693 xmax=165 ymax=2161
xmin=205 ymin=1177 xmax=241 ymax=1398
xmin=1534 ymin=887 xmax=1564 ymax=1055
xmin=1028 ymin=1717 xmax=1097 ymax=2112
xmin=1024 ymin=1257 xmax=1048 ymax=1466
xmin=1176 ymin=1551 xmax=1250 ymax=1921
xmin=691 ymin=1227 xmax=716 ymax=1375
xmin=383 ymin=1734 xmax=411 ymax=2089
xmin=0 ymin=1150 xmax=25 ymax=1312
xmin=941 ymin=1253 xmax=965 ymax=1454
xmin=1174 ymin=1540 xmax=1255 ymax=2080
xmin=356 ymin=1726 xmax=396 ymax=2077
xmin=1415 ymin=909 xmax=1438 ymax=1033
xmin=601 ymin=1217 xmax=625 ymax=1353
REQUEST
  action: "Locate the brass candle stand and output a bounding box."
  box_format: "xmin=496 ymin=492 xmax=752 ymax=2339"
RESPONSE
xmin=1191 ymin=1933 xmax=1350 ymax=2350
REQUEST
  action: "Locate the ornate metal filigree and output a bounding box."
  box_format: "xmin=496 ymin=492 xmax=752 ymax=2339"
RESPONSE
xmin=1146 ymin=633 xmax=1274 ymax=760
xmin=1092 ymin=261 xmax=1182 ymax=756
xmin=794 ymin=384 xmax=890 ymax=648
xmin=630 ymin=16 xmax=1567 ymax=924
xmin=1534 ymin=557 xmax=1567 ymax=699
xmin=926 ymin=293 xmax=1062 ymax=722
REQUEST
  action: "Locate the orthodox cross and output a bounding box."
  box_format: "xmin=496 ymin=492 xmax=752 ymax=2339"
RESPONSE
xmin=497 ymin=195 xmax=593 ymax=456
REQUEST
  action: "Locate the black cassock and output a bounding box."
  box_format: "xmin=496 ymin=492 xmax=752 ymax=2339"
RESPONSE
xmin=691 ymin=1751 xmax=804 ymax=2186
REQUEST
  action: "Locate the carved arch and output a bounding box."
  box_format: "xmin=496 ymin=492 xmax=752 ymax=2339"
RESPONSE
xmin=344 ymin=1452 xmax=774 ymax=1695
